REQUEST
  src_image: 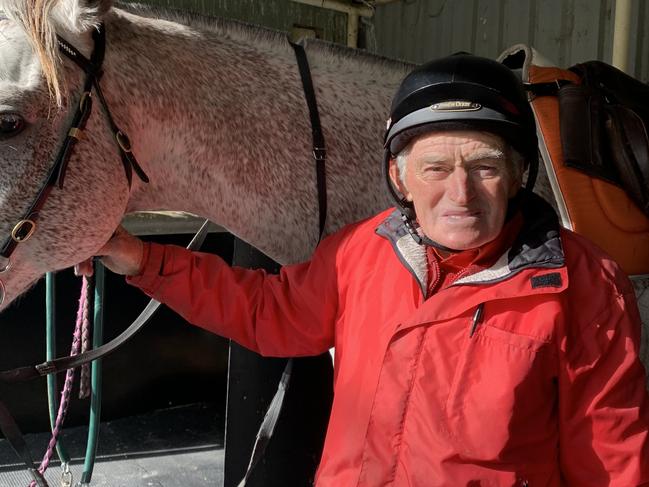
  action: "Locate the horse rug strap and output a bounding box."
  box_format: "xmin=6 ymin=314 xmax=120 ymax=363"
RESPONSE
xmin=235 ymin=41 xmax=329 ymax=487
xmin=558 ymin=61 xmax=649 ymax=217
xmin=289 ymin=39 xmax=328 ymax=241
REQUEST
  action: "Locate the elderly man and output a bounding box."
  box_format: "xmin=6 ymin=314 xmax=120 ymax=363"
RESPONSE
xmin=87 ymin=54 xmax=649 ymax=485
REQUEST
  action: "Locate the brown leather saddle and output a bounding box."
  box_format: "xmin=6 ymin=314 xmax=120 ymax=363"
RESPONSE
xmin=560 ymin=61 xmax=649 ymax=218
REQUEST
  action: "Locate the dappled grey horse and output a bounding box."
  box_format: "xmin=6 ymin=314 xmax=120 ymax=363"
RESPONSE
xmin=0 ymin=1 xmax=646 ymax=377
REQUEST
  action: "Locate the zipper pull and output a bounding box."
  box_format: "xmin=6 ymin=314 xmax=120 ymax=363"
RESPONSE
xmin=469 ymin=303 xmax=484 ymax=337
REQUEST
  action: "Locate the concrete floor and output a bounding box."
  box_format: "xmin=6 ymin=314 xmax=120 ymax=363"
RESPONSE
xmin=0 ymin=403 xmax=224 ymax=487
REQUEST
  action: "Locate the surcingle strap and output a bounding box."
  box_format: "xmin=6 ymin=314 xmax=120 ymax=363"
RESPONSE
xmin=289 ymin=40 xmax=328 ymax=243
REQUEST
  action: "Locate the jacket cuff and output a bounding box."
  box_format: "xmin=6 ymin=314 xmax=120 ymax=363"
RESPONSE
xmin=126 ymin=242 xmax=166 ymax=293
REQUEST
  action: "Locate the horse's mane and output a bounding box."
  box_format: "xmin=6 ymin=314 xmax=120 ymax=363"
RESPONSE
xmin=117 ymin=2 xmax=412 ymax=78
xmin=1 ymin=0 xmax=410 ymax=106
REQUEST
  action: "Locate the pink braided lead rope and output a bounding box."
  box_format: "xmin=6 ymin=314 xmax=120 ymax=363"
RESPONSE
xmin=79 ymin=282 xmax=92 ymax=400
xmin=28 ymin=276 xmax=91 ymax=487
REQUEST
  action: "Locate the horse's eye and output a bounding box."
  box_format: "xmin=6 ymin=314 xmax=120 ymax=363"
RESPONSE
xmin=0 ymin=114 xmax=25 ymax=137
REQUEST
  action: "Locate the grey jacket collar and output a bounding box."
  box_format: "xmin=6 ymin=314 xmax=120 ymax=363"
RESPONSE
xmin=375 ymin=189 xmax=565 ymax=295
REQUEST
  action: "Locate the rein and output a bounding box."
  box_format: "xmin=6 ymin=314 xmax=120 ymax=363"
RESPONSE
xmin=0 ymin=222 xmax=211 ymax=486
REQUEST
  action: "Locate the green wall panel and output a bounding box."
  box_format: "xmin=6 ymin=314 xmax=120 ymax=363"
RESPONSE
xmin=136 ymin=0 xmax=349 ymax=44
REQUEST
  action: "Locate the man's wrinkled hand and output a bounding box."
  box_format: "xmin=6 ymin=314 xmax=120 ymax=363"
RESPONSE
xmin=74 ymin=226 xmax=144 ymax=277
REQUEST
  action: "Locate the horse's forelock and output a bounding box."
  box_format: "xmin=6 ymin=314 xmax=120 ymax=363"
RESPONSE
xmin=1 ymin=0 xmax=63 ymax=105
xmin=0 ymin=0 xmax=108 ymax=107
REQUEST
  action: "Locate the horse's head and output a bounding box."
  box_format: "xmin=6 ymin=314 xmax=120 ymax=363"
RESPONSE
xmin=0 ymin=0 xmax=131 ymax=310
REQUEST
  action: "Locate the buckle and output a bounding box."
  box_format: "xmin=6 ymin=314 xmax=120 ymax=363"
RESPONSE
xmin=35 ymin=362 xmax=57 ymax=376
xmin=116 ymin=131 xmax=133 ymax=153
xmin=11 ymin=219 xmax=36 ymax=243
xmin=312 ymin=147 xmax=326 ymax=161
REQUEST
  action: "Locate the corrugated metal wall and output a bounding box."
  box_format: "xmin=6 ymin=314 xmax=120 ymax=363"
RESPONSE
xmin=137 ymin=0 xmax=348 ymax=44
xmin=372 ymin=0 xmax=648 ymax=81
xmin=135 ymin=0 xmax=648 ymax=82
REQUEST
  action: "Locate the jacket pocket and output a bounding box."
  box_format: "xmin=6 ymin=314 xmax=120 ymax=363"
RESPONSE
xmin=445 ymin=321 xmax=558 ymax=461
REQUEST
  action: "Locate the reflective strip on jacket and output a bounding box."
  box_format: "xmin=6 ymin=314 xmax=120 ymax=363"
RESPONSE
xmin=128 ymin=190 xmax=649 ymax=486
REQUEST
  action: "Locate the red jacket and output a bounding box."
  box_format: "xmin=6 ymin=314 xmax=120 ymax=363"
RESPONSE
xmin=128 ymin=191 xmax=649 ymax=486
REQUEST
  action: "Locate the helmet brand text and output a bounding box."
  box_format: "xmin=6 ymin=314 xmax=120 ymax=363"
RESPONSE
xmin=431 ymin=101 xmax=481 ymax=112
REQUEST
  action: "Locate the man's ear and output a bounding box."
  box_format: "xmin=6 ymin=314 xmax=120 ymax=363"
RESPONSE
xmin=388 ymin=159 xmax=412 ymax=202
xmin=53 ymin=0 xmax=113 ymax=33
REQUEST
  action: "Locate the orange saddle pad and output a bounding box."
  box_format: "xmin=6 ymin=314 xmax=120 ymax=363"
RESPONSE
xmin=499 ymin=45 xmax=649 ymax=276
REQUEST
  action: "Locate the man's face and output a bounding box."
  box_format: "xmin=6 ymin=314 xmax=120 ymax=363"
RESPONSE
xmin=390 ymin=130 xmax=521 ymax=250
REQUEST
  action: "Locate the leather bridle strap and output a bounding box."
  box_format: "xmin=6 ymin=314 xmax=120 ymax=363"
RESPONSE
xmin=0 ymin=71 xmax=93 ymax=260
xmin=0 ymin=24 xmax=148 ymax=262
xmin=58 ymin=28 xmax=149 ymax=187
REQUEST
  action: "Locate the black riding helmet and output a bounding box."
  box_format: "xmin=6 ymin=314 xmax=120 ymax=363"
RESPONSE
xmin=383 ymin=53 xmax=538 ymax=249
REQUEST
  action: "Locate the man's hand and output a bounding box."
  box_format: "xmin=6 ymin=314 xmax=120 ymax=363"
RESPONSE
xmin=74 ymin=226 xmax=144 ymax=277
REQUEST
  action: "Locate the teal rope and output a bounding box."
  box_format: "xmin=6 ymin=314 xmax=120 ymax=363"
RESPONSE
xmin=45 ymin=272 xmax=70 ymax=465
xmin=80 ymin=262 xmax=104 ymax=484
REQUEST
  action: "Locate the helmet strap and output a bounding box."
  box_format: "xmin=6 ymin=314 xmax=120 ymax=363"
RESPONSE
xmin=525 ymin=150 xmax=539 ymax=191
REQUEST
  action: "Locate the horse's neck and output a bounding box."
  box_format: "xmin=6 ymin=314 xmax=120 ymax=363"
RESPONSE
xmin=101 ymin=8 xmax=408 ymax=263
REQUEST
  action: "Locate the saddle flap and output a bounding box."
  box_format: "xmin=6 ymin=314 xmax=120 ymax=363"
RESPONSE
xmin=605 ymin=104 xmax=649 ymax=215
xmin=558 ymin=83 xmax=619 ymax=184
xmin=568 ymin=61 xmax=649 ymax=219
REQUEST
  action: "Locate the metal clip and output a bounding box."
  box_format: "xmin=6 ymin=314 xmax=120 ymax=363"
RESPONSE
xmin=60 ymin=463 xmax=73 ymax=487
xmin=35 ymin=362 xmax=57 ymax=376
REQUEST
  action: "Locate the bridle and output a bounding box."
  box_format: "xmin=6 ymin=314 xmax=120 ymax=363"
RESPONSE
xmin=0 ymin=24 xmax=148 ymax=281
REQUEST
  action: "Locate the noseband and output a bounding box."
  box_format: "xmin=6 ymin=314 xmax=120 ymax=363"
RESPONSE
xmin=0 ymin=24 xmax=148 ymax=279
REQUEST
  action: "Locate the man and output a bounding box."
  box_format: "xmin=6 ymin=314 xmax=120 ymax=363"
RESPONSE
xmin=85 ymin=54 xmax=649 ymax=485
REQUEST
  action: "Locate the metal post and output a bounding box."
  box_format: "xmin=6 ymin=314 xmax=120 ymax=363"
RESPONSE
xmin=612 ymin=0 xmax=633 ymax=73
xmin=46 ymin=272 xmax=71 ymax=465
xmin=290 ymin=0 xmax=374 ymax=48
xmin=79 ymin=263 xmax=104 ymax=485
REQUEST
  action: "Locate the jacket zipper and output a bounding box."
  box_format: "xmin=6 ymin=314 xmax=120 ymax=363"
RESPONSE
xmin=469 ymin=303 xmax=484 ymax=337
